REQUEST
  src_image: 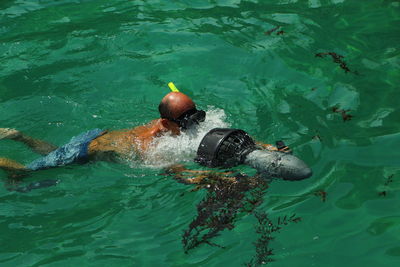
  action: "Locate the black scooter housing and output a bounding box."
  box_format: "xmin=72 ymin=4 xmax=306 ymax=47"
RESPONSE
xmin=195 ymin=128 xmax=256 ymax=168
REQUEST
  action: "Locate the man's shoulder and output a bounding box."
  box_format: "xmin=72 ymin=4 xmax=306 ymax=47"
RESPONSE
xmin=106 ymin=119 xmax=158 ymax=135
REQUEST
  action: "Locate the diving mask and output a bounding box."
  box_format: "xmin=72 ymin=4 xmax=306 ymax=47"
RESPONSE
xmin=172 ymin=108 xmax=206 ymax=129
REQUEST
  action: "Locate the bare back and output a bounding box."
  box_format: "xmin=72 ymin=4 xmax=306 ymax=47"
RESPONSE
xmin=87 ymin=119 xmax=179 ymax=161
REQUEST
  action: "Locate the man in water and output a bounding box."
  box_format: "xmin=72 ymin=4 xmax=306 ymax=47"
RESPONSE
xmin=0 ymin=91 xmax=206 ymax=175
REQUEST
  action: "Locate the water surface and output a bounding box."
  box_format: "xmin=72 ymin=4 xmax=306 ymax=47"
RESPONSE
xmin=1 ymin=0 xmax=399 ymax=266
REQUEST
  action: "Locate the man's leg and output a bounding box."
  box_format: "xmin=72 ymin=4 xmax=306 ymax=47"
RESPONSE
xmin=0 ymin=157 xmax=27 ymax=172
xmin=0 ymin=158 xmax=60 ymax=192
xmin=0 ymin=128 xmax=57 ymax=155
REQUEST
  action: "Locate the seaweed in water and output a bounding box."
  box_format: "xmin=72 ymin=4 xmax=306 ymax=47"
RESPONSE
xmin=332 ymin=106 xmax=353 ymax=121
xmin=169 ymin=166 xmax=303 ymax=263
xmin=315 ymin=52 xmax=358 ymax=74
xmin=378 ymin=174 xmax=395 ymax=197
xmin=314 ymin=190 xmax=327 ymax=202
xmin=180 ymin=173 xmax=269 ymax=253
xmin=378 ymin=191 xmax=387 ymax=197
xmin=245 ymin=212 xmax=301 ymax=266
xmin=264 ymin=26 xmax=280 ymax=36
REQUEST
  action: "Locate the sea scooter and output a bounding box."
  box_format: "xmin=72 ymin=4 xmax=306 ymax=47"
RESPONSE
xmin=195 ymin=128 xmax=312 ymax=181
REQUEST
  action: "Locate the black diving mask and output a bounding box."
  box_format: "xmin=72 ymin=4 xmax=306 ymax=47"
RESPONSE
xmin=172 ymin=108 xmax=206 ymax=129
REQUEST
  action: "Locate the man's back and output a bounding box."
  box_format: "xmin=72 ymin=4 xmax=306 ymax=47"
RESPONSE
xmin=87 ymin=119 xmax=180 ymax=161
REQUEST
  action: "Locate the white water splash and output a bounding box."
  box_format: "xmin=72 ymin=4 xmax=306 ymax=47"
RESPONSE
xmin=132 ymin=107 xmax=230 ymax=168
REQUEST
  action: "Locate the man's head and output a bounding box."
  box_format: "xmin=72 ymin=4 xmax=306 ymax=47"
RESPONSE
xmin=159 ymin=92 xmax=205 ymax=129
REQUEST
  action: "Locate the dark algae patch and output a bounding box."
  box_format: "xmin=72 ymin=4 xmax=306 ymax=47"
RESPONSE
xmin=245 ymin=212 xmax=301 ymax=267
xmin=178 ymin=172 xmax=269 ymax=253
xmin=315 ymin=52 xmax=359 ymax=74
xmin=264 ymin=26 xmax=285 ymax=36
xmin=264 ymin=26 xmax=280 ymax=36
xmin=169 ymin=168 xmax=303 ymax=264
xmin=332 ymin=106 xmax=354 ymax=122
xmin=378 ymin=174 xmax=395 ymax=197
xmin=314 ymin=190 xmax=328 ymax=202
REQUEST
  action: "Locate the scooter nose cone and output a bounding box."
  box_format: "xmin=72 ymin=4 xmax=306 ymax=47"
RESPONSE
xmin=244 ymin=150 xmax=312 ymax=181
xmin=296 ymin=165 xmax=313 ymax=180
xmin=279 ymin=154 xmax=313 ymax=180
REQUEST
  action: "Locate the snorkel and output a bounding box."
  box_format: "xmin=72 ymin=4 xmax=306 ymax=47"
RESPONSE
xmin=164 ymin=82 xmax=206 ymax=130
xmin=168 ymin=82 xmax=180 ymax=93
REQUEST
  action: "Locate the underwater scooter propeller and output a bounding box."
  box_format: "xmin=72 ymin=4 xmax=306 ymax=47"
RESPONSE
xmin=195 ymin=128 xmax=312 ymax=181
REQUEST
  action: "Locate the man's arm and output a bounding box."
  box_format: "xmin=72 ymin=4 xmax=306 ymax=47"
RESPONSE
xmin=165 ymin=164 xmax=235 ymax=185
xmin=255 ymin=140 xmax=292 ymax=154
xmin=164 ymin=164 xmax=210 ymax=184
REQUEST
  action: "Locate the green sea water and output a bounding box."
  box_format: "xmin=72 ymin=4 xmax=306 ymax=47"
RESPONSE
xmin=1 ymin=0 xmax=399 ymax=266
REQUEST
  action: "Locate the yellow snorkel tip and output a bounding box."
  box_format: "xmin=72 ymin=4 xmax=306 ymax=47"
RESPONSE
xmin=168 ymin=82 xmax=180 ymax=92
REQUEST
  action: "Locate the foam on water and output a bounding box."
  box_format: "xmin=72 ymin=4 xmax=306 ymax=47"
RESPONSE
xmin=132 ymin=107 xmax=230 ymax=168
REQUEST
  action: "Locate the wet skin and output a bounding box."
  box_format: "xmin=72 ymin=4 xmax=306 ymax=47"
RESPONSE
xmin=89 ymin=118 xmax=181 ymax=160
xmin=0 ymin=119 xmax=180 ymax=172
xmin=87 ymin=91 xmax=196 ymax=160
